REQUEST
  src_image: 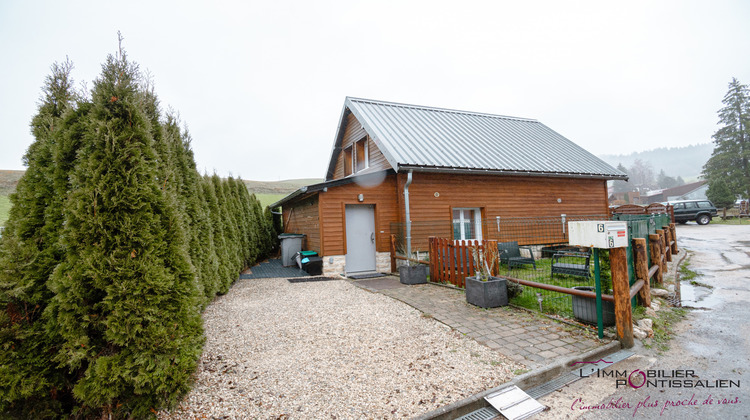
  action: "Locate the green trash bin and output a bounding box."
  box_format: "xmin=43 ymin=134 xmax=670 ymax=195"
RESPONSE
xmin=295 ymin=250 xmax=318 ymax=269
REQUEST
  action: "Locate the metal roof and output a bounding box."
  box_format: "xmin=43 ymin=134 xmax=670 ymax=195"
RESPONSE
xmin=332 ymin=97 xmax=626 ymax=180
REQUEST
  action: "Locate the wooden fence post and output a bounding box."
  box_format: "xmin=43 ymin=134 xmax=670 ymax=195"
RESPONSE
xmin=663 ymin=227 xmax=673 ymax=263
xmin=437 ymin=238 xmax=445 ymax=284
xmin=449 ymin=239 xmax=456 ymax=287
xmin=428 ymin=237 xmax=435 ymax=280
xmin=633 ymin=238 xmax=651 ymax=308
xmin=670 ymin=223 xmax=678 ymax=254
xmin=657 ymin=229 xmax=667 ymax=273
xmin=648 ymin=233 xmax=663 ymax=285
xmin=611 ymin=247 xmax=634 ymax=348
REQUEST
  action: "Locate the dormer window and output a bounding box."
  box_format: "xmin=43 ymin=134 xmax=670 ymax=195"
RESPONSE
xmin=344 ymin=146 xmax=353 ymax=176
xmin=355 ymin=137 xmax=368 ymax=172
xmin=344 ymin=136 xmax=369 ymax=177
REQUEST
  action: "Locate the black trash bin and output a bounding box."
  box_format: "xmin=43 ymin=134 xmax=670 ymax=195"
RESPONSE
xmin=301 ymin=256 xmax=323 ymax=276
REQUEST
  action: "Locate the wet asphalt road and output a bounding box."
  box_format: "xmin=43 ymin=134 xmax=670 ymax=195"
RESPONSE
xmin=536 ymin=223 xmax=750 ymax=419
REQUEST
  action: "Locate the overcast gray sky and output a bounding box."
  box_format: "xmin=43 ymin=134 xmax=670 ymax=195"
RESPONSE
xmin=1 ymin=1 xmax=749 ymax=181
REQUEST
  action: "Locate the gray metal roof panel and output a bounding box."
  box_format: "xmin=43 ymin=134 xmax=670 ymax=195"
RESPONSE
xmin=344 ymin=97 xmax=626 ymax=179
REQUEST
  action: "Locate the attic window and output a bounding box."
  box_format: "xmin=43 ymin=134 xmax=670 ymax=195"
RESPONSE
xmin=344 ymin=146 xmax=353 ymax=176
xmin=355 ymin=137 xmax=369 ymax=173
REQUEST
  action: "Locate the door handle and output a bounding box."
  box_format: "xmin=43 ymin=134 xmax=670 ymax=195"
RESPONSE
xmin=371 ymin=232 xmax=375 ymax=243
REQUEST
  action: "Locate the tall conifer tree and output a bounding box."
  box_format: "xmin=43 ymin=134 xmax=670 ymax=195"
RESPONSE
xmin=46 ymin=49 xmax=203 ymax=418
xmin=0 ymin=59 xmax=78 ymax=417
xmin=704 ymin=78 xmax=750 ymax=198
xmin=203 ymin=176 xmax=233 ymax=293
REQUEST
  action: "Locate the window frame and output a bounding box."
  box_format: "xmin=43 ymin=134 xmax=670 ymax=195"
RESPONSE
xmin=343 ymin=146 xmax=353 ymax=177
xmin=452 ymin=207 xmax=483 ymax=241
xmin=355 ymin=136 xmax=369 ymax=173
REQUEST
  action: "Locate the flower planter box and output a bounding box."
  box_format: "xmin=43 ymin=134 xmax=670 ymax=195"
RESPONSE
xmin=399 ymin=265 xmax=428 ymax=285
xmin=465 ymin=276 xmax=508 ymax=308
xmin=571 ymin=286 xmax=615 ymax=326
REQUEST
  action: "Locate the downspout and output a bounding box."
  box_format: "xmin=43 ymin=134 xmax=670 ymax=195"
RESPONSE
xmin=404 ymin=170 xmax=413 ymax=261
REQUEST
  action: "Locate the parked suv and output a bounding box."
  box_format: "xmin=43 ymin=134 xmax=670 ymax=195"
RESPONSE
xmin=668 ymin=199 xmax=719 ymax=225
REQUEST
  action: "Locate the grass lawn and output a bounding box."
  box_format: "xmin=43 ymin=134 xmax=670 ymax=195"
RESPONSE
xmin=433 ymin=256 xmax=609 ymax=319
xmin=506 ymin=258 xmax=596 ymax=318
xmin=0 ymin=194 xmax=10 ymax=228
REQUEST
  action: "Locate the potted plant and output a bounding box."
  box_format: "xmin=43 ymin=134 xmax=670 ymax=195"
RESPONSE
xmin=399 ymin=251 xmax=428 ymax=285
xmin=399 ymin=263 xmax=428 ymax=284
xmin=465 ymin=244 xmax=508 ymax=308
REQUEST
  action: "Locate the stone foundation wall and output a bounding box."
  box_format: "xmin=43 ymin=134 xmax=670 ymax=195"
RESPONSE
xmin=322 ymin=255 xmax=346 ymax=277
xmin=321 ymin=252 xmax=393 ymax=276
xmin=376 ymin=252 xmax=392 ymax=273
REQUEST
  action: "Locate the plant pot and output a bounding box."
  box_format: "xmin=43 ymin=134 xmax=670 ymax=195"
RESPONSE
xmin=399 ymin=265 xmax=428 ymax=285
xmin=465 ymin=276 xmax=508 ymax=308
xmin=571 ymin=286 xmax=615 ymax=326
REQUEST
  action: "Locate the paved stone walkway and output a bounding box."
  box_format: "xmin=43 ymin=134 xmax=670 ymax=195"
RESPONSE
xmin=352 ymin=277 xmax=610 ymax=370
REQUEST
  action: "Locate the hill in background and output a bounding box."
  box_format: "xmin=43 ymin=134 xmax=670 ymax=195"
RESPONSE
xmin=0 ymin=171 xmax=321 ymax=227
xmin=242 ymin=178 xmax=322 ymax=208
xmin=598 ymin=143 xmax=713 ymax=182
xmin=0 ymin=170 xmax=24 ymax=195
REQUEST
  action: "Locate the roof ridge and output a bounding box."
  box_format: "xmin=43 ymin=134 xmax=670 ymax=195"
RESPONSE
xmin=346 ymin=96 xmax=538 ymax=123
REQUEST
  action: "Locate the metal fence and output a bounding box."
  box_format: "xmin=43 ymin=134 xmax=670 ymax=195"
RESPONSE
xmin=390 ymin=212 xmax=674 ymax=330
xmin=390 ymin=214 xmax=609 ymax=257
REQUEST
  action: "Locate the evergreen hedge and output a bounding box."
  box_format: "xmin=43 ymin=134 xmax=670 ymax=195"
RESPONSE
xmin=1 ymin=49 xmax=275 ymax=418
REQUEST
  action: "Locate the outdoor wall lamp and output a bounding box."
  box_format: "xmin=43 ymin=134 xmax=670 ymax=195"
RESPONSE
xmin=357 ymin=194 xmax=364 ymax=202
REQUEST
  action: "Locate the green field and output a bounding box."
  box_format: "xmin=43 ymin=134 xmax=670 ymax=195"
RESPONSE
xmin=0 ymin=194 xmax=10 ymax=228
xmin=254 ymin=193 xmax=288 ymax=209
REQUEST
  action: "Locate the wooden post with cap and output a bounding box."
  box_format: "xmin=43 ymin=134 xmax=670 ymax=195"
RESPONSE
xmin=611 ymin=246 xmax=634 ymax=348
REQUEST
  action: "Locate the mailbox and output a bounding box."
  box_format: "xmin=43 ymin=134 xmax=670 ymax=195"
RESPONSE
xmin=567 ymin=221 xmax=628 ymax=249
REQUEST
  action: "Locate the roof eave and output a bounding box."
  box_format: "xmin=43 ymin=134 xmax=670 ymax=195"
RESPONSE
xmin=345 ymin=97 xmax=402 ymax=174
xmin=397 ymin=164 xmax=628 ymax=181
xmin=270 ymin=169 xmax=397 ymax=208
xmin=324 ymin=102 xmax=353 ymax=181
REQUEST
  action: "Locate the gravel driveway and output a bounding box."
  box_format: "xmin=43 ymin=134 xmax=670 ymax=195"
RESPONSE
xmin=159 ymin=278 xmax=523 ymax=419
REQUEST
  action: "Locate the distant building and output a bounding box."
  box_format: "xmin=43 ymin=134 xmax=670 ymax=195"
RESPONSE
xmin=643 ymin=180 xmax=707 ymax=204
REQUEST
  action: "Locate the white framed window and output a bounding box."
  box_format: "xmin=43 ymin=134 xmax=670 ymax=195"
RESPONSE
xmin=452 ymin=208 xmax=482 ymax=241
xmin=343 ymin=136 xmax=369 ymax=177
xmin=355 ymin=137 xmax=368 ymax=173
xmin=344 ymin=146 xmax=353 ymax=176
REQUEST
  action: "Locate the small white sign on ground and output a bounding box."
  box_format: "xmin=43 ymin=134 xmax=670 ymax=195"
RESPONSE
xmin=485 ymin=385 xmax=545 ymax=420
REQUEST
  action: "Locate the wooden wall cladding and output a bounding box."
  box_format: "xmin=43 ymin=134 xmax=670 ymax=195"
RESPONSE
xmin=282 ymin=195 xmax=321 ymax=253
xmin=397 ymin=172 xmax=609 ymax=222
xmin=318 ymin=174 xmax=399 ymax=255
xmin=289 ymin=171 xmax=609 ymax=256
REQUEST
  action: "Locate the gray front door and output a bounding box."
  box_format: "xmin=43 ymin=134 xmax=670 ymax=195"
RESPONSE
xmin=345 ymin=204 xmax=376 ymax=274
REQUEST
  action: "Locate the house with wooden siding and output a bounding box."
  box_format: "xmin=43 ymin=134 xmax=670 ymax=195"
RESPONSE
xmin=271 ymin=97 xmax=627 ymax=277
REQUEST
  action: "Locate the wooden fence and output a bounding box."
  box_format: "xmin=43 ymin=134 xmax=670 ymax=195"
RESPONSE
xmin=421 ymin=220 xmax=678 ymax=348
xmin=427 ymin=237 xmax=498 ymax=288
